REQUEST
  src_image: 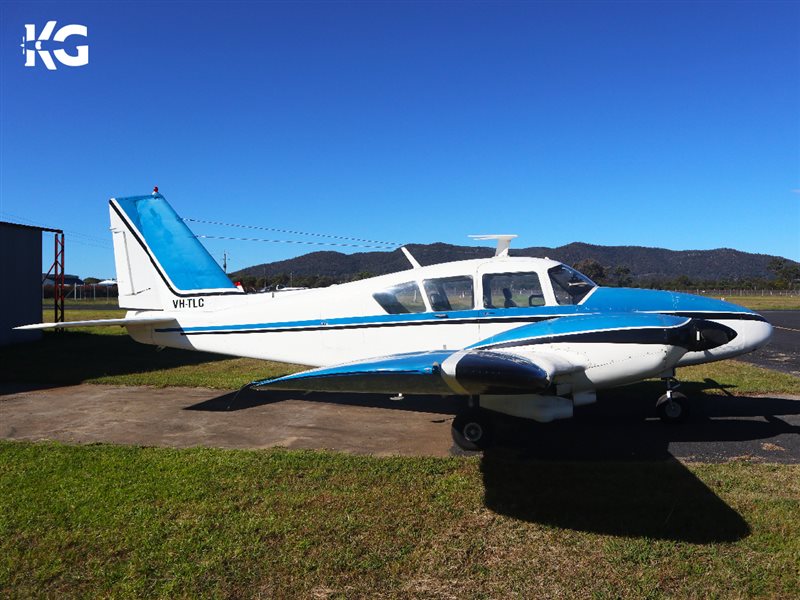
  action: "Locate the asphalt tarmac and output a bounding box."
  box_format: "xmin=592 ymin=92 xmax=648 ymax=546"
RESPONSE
xmin=2 ymin=382 xmax=798 ymax=463
xmin=738 ymin=310 xmax=800 ymax=377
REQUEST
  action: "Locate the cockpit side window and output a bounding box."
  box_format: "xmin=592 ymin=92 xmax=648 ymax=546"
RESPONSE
xmin=548 ymin=265 xmax=596 ymax=305
xmin=423 ymin=276 xmax=474 ymax=311
xmin=372 ymin=281 xmax=426 ymax=314
xmin=482 ymin=272 xmax=545 ymax=308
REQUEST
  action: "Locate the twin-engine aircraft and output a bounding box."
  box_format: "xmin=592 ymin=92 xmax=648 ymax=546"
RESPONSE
xmin=19 ymin=193 xmax=773 ymax=450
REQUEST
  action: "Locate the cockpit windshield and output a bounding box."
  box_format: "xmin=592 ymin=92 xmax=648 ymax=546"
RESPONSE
xmin=548 ymin=265 xmax=596 ymax=305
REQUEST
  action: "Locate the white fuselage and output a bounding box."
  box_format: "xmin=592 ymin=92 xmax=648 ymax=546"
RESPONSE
xmin=126 ymin=256 xmax=772 ymax=396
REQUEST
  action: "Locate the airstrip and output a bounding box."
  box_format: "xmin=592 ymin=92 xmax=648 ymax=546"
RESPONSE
xmin=2 ymin=382 xmax=798 ymax=462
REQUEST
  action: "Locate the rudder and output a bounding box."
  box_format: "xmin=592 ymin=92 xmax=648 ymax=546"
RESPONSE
xmin=109 ymin=192 xmax=240 ymax=310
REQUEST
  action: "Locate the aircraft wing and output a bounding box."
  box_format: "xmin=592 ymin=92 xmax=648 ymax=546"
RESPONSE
xmin=250 ymin=347 xmax=581 ymax=396
xmin=249 ymin=312 xmax=700 ymax=396
xmin=14 ymin=316 xmax=176 ymax=330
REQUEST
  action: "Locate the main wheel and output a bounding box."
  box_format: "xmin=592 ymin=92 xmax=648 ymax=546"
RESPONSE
xmin=657 ymin=392 xmax=689 ymax=423
xmin=451 ymin=409 xmax=494 ymax=451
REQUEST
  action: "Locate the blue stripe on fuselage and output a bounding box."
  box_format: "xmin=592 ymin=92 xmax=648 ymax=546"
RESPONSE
xmin=468 ymin=312 xmax=690 ymax=349
xmin=154 ymin=288 xmax=760 ymax=336
xmin=155 ymin=305 xmax=590 ymax=335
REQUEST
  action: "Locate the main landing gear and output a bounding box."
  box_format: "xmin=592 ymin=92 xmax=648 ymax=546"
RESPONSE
xmin=656 ymin=377 xmax=689 ymax=423
xmin=451 ymin=401 xmax=494 ymax=451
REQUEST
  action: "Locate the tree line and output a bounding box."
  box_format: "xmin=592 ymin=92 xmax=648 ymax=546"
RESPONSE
xmin=572 ymin=257 xmax=799 ymax=291
xmin=43 ymin=256 xmax=800 ymax=296
xmin=232 ymin=271 xmax=376 ymax=292
xmin=232 ymin=258 xmax=799 ymax=293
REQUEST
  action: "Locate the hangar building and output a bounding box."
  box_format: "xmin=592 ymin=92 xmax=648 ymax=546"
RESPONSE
xmin=0 ymin=221 xmax=62 ymax=345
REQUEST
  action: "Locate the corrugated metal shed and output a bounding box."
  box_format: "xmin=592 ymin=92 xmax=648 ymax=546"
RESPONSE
xmin=0 ymin=221 xmax=46 ymax=345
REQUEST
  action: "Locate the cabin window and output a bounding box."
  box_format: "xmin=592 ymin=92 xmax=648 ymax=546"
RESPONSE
xmin=482 ymin=272 xmax=545 ymax=308
xmin=423 ymin=276 xmax=474 ymax=311
xmin=548 ymin=265 xmax=596 ymax=305
xmin=372 ymin=281 xmax=426 ymax=314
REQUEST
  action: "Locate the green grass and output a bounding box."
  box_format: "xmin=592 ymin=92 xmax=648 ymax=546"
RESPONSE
xmin=46 ymin=297 xmax=120 ymax=307
xmin=680 ymin=361 xmax=800 ymax=396
xmin=700 ymin=295 xmax=800 ymax=311
xmin=0 ymin=442 xmax=797 ymax=598
xmin=0 ymin=309 xmax=304 ymax=388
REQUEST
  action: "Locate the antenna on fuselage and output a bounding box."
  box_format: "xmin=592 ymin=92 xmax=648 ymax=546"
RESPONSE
xmin=469 ymin=234 xmax=518 ymax=258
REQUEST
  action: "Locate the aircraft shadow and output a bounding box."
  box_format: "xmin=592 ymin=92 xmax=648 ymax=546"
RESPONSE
xmin=185 ymin=388 xmax=465 ymax=415
xmin=479 ymin=453 xmax=750 ymax=543
xmin=483 ymin=409 xmax=798 ymax=460
xmin=187 ymin=383 xmax=800 ymax=454
xmin=477 ymin=404 xmax=800 ymax=542
xmin=0 ymin=333 xmax=232 ymax=393
xmin=188 ymin=381 xmax=800 ymax=543
xmin=188 ymin=379 xmax=800 ymax=427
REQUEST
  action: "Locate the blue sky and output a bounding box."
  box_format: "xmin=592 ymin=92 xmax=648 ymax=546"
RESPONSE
xmin=1 ymin=0 xmax=798 ymax=278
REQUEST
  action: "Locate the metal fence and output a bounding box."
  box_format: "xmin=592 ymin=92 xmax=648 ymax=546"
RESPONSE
xmin=42 ymin=284 xmax=118 ymax=301
xmin=674 ymin=289 xmax=800 ymax=297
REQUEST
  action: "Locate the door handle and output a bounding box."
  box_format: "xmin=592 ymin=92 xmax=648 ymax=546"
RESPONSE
xmin=434 ymin=313 xmax=448 ymax=318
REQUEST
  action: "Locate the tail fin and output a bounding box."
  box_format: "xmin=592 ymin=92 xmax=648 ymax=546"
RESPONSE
xmin=109 ymin=193 xmax=240 ymax=310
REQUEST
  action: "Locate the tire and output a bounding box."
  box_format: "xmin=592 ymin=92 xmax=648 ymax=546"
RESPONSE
xmin=451 ymin=409 xmax=494 ymax=451
xmin=657 ymin=392 xmax=689 ymax=423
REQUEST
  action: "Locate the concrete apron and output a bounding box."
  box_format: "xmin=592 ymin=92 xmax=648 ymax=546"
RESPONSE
xmin=0 ymin=384 xmax=459 ymax=457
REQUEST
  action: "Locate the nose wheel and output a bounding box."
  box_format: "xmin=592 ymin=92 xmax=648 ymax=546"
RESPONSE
xmin=451 ymin=408 xmax=494 ymax=451
xmin=657 ymin=378 xmax=689 ymax=423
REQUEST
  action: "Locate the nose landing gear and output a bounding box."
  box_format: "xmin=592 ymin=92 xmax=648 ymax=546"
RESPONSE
xmin=657 ymin=377 xmax=689 ymax=423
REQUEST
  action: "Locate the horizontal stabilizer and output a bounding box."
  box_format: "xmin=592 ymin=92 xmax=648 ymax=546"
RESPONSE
xmin=14 ymin=317 xmax=175 ymax=331
xmin=250 ymin=347 xmax=556 ymax=396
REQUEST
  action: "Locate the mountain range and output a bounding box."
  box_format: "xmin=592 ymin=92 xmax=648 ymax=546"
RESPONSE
xmin=232 ymin=241 xmax=797 ymax=284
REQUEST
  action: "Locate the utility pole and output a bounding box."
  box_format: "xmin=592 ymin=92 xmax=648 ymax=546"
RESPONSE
xmin=222 ymin=251 xmax=228 ymax=274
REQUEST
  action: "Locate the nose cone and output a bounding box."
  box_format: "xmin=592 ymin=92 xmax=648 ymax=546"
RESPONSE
xmin=672 ymin=292 xmax=773 ymax=353
xmin=744 ymin=319 xmax=773 ymax=351
xmin=586 ymin=288 xmax=773 ymax=360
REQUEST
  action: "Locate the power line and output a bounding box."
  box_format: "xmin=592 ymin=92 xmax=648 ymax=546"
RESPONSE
xmin=0 ymin=210 xmax=112 ymax=248
xmin=183 ymin=216 xmax=404 ymax=247
xmin=196 ymin=234 xmax=397 ymax=250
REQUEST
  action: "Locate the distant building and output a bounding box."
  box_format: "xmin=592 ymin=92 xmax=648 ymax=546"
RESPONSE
xmin=42 ymin=274 xmax=83 ymax=286
xmin=1 ymin=222 xmax=47 ymax=345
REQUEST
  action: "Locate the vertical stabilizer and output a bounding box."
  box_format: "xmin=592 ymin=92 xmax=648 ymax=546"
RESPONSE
xmin=109 ymin=193 xmax=241 ymax=310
